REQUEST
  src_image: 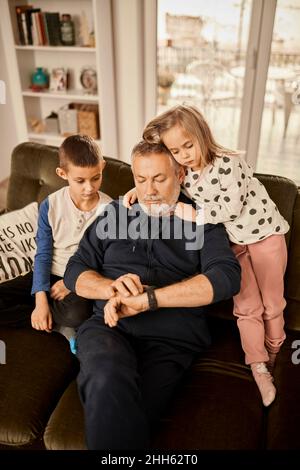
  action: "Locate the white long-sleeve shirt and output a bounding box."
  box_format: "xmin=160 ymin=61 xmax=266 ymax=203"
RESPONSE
xmin=32 ymin=187 xmax=112 ymax=294
xmin=182 ymin=154 xmax=289 ymax=245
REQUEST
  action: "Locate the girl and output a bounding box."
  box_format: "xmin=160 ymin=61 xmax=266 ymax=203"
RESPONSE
xmin=124 ymin=104 xmax=289 ymax=407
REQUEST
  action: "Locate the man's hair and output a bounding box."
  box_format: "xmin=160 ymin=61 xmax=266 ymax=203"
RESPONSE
xmin=131 ymin=140 xmax=180 ymax=170
xmin=58 ymin=134 xmax=103 ymax=169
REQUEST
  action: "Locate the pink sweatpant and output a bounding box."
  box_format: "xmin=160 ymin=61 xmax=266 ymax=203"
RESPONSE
xmin=232 ymin=234 xmax=287 ymax=365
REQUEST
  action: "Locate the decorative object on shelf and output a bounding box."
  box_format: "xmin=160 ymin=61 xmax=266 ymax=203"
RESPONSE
xmin=89 ymin=31 xmax=95 ymax=48
xmin=29 ymin=117 xmax=45 ymax=134
xmin=45 ymin=112 xmax=59 ymax=134
xmin=58 ymin=104 xmax=78 ymax=136
xmin=79 ymin=11 xmax=91 ymax=46
xmin=80 ymin=67 xmax=97 ymax=94
xmin=50 ymin=68 xmax=68 ymax=92
xmin=73 ymin=103 xmax=100 ymax=139
xmin=31 ymin=67 xmax=49 ymax=91
xmin=60 ymin=14 xmax=75 ymax=46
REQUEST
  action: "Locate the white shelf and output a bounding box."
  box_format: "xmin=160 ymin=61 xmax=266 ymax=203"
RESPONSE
xmin=28 ymin=132 xmax=101 ymax=146
xmin=22 ymin=89 xmax=99 ymax=101
xmin=15 ymin=45 xmax=96 ymax=52
xmin=2 ymin=0 xmax=118 ymax=158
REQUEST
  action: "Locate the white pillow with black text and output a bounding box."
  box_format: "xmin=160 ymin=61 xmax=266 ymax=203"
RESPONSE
xmin=0 ymin=202 xmax=38 ymax=284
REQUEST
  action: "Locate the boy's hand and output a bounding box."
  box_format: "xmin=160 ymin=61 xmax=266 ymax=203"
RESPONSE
xmin=31 ymin=305 xmax=53 ymax=333
xmin=123 ymin=188 xmax=138 ymax=208
xmin=50 ymin=280 xmax=71 ymax=301
xmin=174 ymin=202 xmax=197 ymax=222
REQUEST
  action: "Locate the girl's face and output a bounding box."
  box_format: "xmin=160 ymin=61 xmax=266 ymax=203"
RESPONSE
xmin=162 ymin=124 xmax=203 ymax=171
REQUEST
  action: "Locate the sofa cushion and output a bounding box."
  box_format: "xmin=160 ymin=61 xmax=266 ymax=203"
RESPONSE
xmin=152 ymin=318 xmax=265 ymax=450
xmin=0 ymin=202 xmax=38 ymax=284
xmin=266 ymin=329 xmax=300 ymax=449
xmin=44 ymin=381 xmax=86 ymax=450
xmin=0 ymin=327 xmax=78 ymax=446
xmin=42 ymin=317 xmax=263 ymax=450
xmin=255 ymin=173 xmax=298 ymax=249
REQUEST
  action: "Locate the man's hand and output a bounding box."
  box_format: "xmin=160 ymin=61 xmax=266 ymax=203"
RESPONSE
xmin=104 ymin=292 xmax=149 ymax=328
xmin=111 ymin=273 xmax=144 ymax=297
xmin=50 ymin=279 xmax=71 ymax=301
xmin=31 ymin=304 xmax=53 ymax=333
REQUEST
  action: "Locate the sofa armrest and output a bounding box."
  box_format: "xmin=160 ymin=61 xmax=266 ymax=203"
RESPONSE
xmin=285 ymin=189 xmax=300 ymax=331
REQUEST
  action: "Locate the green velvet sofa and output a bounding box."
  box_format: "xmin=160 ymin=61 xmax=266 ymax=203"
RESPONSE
xmin=0 ymin=141 xmax=300 ymax=451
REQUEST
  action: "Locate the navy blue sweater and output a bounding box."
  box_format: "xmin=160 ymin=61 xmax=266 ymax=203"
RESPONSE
xmin=64 ymin=196 xmax=240 ymax=311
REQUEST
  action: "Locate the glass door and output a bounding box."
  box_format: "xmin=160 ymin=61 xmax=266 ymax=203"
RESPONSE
xmin=157 ymin=0 xmax=253 ymax=149
xmin=255 ymin=0 xmax=300 ymax=184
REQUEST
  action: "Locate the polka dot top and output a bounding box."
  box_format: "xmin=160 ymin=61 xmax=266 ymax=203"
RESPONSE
xmin=182 ymin=154 xmax=289 ymax=245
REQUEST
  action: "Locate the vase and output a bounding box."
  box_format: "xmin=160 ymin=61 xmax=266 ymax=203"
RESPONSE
xmin=31 ymin=67 xmax=48 ymax=91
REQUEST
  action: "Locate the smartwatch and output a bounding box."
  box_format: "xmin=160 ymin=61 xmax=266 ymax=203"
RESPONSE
xmin=146 ymin=286 xmax=158 ymax=311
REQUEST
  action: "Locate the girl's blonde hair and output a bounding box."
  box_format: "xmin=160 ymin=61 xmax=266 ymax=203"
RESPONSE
xmin=143 ymin=104 xmax=239 ymax=166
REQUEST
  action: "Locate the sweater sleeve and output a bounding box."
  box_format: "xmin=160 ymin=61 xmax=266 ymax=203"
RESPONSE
xmin=198 ymin=156 xmax=250 ymax=225
xmin=200 ymin=222 xmax=241 ymax=303
xmin=31 ymin=198 xmax=53 ymax=295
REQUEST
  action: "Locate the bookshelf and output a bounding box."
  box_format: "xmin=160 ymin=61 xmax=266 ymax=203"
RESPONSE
xmin=1 ymin=0 xmax=118 ymax=157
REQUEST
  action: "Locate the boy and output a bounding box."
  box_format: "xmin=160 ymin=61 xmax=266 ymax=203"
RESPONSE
xmin=31 ymin=134 xmax=111 ymax=333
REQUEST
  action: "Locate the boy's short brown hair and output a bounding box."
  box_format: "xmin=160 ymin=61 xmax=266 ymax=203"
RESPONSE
xmin=58 ymin=134 xmax=103 ymax=169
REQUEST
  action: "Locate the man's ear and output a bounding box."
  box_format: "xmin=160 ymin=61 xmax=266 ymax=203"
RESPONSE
xmin=177 ymin=165 xmax=185 ymax=184
xmin=101 ymin=160 xmax=106 ymax=170
xmin=56 ymin=167 xmax=68 ymax=180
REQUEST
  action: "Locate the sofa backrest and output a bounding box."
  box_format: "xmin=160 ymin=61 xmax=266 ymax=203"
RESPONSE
xmin=6 ymin=142 xmax=134 ymax=211
xmin=6 ymin=142 xmax=300 ymax=331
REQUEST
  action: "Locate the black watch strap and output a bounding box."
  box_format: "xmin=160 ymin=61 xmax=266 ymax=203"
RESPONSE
xmin=146 ymin=286 xmax=158 ymax=311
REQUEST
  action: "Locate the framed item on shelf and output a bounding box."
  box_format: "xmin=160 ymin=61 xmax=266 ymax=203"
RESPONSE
xmin=50 ymin=68 xmax=67 ymax=92
xmin=80 ymin=67 xmax=97 ymax=94
xmin=58 ymin=104 xmax=77 ymax=136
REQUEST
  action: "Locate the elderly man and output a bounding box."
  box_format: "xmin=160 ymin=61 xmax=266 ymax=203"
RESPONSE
xmin=64 ymin=140 xmax=240 ymax=450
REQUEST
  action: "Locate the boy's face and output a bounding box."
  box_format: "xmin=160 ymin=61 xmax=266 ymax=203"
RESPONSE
xmin=56 ymin=161 xmax=106 ymax=202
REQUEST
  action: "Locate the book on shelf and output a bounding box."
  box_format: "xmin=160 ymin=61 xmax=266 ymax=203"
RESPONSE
xmin=15 ymin=5 xmax=32 ymax=45
xmin=15 ymin=6 xmax=61 ymax=46
xmin=45 ymin=12 xmax=61 ymax=46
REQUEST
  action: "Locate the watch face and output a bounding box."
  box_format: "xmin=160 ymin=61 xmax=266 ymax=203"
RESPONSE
xmin=80 ymin=68 xmax=97 ymax=93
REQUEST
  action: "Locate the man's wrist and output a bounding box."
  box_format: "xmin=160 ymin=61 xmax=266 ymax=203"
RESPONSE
xmin=104 ymin=282 xmax=115 ymax=299
xmin=141 ymin=292 xmax=150 ymax=311
xmin=145 ymin=286 xmax=158 ymax=311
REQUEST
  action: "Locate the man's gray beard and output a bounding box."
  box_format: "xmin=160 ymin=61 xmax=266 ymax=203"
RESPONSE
xmin=140 ymin=186 xmax=181 ymax=218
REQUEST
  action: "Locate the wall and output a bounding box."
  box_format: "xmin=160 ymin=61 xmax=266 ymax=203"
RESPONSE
xmin=112 ymin=0 xmax=156 ymax=163
xmin=0 ymin=21 xmax=18 ymax=181
xmin=112 ymin=0 xmax=144 ymax=163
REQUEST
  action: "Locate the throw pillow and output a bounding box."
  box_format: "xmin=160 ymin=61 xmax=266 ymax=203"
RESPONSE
xmin=0 ymin=202 xmax=38 ymax=284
